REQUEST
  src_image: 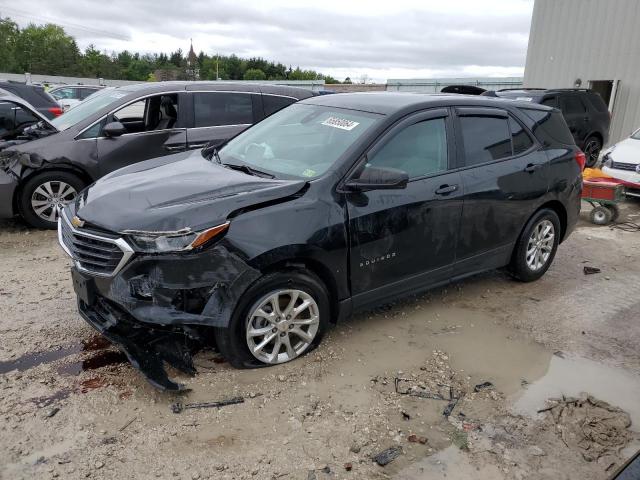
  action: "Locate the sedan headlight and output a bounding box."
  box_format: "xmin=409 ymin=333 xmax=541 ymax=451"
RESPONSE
xmin=126 ymin=222 xmax=230 ymax=253
xmin=601 ymin=146 xmax=615 ymax=167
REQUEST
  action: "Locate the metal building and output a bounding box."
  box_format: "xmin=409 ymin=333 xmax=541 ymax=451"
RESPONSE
xmin=524 ymin=0 xmax=640 ymax=144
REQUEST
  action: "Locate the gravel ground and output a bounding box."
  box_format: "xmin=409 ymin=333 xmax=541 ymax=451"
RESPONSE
xmin=1 ymin=200 xmax=639 ymax=480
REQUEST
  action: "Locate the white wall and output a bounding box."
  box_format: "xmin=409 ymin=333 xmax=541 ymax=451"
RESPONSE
xmin=524 ymin=0 xmax=640 ymax=144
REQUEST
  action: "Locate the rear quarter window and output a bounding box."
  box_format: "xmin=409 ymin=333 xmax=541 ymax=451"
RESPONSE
xmin=520 ymin=108 xmax=575 ymax=146
xmin=586 ymin=93 xmax=609 ymax=113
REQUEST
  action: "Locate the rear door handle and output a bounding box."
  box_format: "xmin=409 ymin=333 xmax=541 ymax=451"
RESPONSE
xmin=164 ymin=144 xmax=186 ymax=152
xmin=188 ymin=142 xmax=208 ymax=149
xmin=524 ymin=163 xmax=541 ymax=173
xmin=435 ymin=184 xmax=458 ymax=195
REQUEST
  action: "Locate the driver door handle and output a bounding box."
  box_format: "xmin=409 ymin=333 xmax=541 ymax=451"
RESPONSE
xmin=524 ymin=163 xmax=541 ymax=173
xmin=435 ymin=184 xmax=458 ymax=195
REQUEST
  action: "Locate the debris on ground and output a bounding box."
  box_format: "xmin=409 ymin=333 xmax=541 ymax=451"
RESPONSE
xmin=473 ymin=381 xmax=494 ymax=392
xmin=394 ymin=376 xmax=450 ymax=400
xmin=407 ymin=434 xmax=428 ymax=444
xmin=170 ymin=396 xmax=245 ymax=413
xmin=401 ymin=410 xmax=411 ymax=420
xmin=344 ymin=462 xmax=352 ymax=471
xmin=540 ymin=395 xmax=633 ymax=468
xmin=372 ymin=446 xmax=403 ymax=466
xmin=583 ymin=266 xmax=601 ymax=275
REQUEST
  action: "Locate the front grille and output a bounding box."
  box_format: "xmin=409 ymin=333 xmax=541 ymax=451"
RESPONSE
xmin=611 ymin=161 xmax=638 ymax=172
xmin=58 ymin=211 xmax=133 ymax=276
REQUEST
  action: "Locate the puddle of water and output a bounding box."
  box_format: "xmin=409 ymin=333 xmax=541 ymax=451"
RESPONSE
xmin=512 ymin=355 xmax=640 ymax=430
xmin=0 ymin=345 xmax=80 ymax=374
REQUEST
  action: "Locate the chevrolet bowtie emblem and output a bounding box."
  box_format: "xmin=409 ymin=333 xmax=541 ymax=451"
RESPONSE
xmin=71 ymin=215 xmax=85 ymax=228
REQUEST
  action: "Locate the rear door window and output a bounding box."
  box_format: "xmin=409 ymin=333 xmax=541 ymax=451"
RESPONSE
xmin=193 ymin=92 xmax=254 ymax=127
xmin=541 ymin=96 xmax=557 ymax=108
xmin=263 ymin=95 xmax=296 ymax=117
xmin=560 ymin=95 xmax=586 ymax=115
xmin=459 ymin=114 xmax=512 ymax=165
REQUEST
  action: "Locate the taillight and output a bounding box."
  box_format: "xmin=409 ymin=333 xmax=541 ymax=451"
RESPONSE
xmin=48 ymin=107 xmax=63 ymax=117
xmin=575 ymin=150 xmax=586 ymax=171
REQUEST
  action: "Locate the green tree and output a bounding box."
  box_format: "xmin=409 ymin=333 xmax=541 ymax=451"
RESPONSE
xmin=0 ymin=18 xmax=20 ymax=72
xmin=243 ymin=68 xmax=266 ymax=80
xmin=14 ymin=23 xmax=80 ymax=75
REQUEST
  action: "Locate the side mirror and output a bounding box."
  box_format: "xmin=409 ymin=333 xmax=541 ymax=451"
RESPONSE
xmin=103 ymin=121 xmax=127 ymax=137
xmin=344 ymin=166 xmax=409 ymax=192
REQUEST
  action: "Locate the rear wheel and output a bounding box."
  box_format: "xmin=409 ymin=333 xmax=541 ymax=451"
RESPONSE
xmin=605 ymin=204 xmax=620 ymax=222
xmin=18 ymin=171 xmax=85 ymax=229
xmin=583 ymin=136 xmax=602 ymax=168
xmin=509 ymin=209 xmax=560 ymax=282
xmin=215 ymin=270 xmax=330 ymax=368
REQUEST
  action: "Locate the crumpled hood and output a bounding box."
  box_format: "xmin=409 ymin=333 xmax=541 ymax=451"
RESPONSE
xmin=73 ymin=152 xmax=306 ymax=232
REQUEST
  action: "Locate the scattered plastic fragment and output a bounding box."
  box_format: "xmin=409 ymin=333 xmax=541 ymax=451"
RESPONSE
xmin=372 ymin=446 xmax=403 ymax=466
xmin=171 ymin=396 xmax=244 ymax=413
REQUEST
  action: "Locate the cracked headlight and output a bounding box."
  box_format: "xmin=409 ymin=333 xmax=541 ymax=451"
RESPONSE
xmin=126 ymin=222 xmax=230 ymax=253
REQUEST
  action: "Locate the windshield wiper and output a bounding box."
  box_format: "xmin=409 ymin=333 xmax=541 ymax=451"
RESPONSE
xmin=222 ymin=162 xmax=275 ymax=179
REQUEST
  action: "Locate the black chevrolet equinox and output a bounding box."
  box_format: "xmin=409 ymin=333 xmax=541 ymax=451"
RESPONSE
xmin=59 ymin=93 xmax=583 ymax=389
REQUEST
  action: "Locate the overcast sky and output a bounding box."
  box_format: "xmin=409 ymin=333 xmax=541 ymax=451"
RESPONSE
xmin=4 ymin=0 xmax=534 ymax=82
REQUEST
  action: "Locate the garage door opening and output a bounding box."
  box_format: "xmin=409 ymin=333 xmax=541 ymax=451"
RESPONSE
xmin=589 ymin=80 xmax=619 ymax=112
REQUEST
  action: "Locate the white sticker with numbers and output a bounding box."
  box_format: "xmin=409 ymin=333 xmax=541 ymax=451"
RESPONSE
xmin=321 ymin=117 xmax=360 ymax=131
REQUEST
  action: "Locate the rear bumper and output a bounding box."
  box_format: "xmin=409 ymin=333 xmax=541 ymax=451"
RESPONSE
xmin=0 ymin=171 xmax=18 ymax=218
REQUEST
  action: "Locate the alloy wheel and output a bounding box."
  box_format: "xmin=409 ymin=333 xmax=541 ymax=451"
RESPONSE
xmin=30 ymin=181 xmax=78 ymax=223
xmin=583 ymin=139 xmax=601 ymax=167
xmin=246 ymin=289 xmax=320 ymax=364
xmin=526 ymin=219 xmax=555 ymax=271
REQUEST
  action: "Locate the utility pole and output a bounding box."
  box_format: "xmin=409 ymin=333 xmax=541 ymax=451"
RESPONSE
xmin=216 ymin=53 xmax=219 ymax=81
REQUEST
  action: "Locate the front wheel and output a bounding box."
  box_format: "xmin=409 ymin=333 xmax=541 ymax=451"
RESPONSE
xmin=215 ymin=270 xmax=330 ymax=368
xmin=509 ymin=209 xmax=561 ymax=282
xmin=18 ymin=171 xmax=85 ymax=229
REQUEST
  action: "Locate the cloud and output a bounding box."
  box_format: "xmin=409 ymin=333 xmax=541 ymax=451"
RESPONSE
xmin=5 ymin=0 xmax=533 ymax=81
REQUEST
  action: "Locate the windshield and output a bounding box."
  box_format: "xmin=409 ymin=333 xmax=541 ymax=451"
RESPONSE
xmin=217 ymin=103 xmax=381 ymax=179
xmin=50 ymin=88 xmax=129 ymax=131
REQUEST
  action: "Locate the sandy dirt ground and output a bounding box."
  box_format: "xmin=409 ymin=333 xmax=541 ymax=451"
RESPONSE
xmin=1 ymin=201 xmax=640 ymax=480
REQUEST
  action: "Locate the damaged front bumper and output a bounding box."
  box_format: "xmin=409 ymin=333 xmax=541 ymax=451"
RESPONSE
xmin=62 ymin=221 xmax=261 ymax=390
xmin=0 ymin=170 xmax=18 ymax=218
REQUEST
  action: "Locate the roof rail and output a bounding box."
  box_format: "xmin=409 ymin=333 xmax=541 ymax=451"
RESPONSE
xmin=545 ymin=88 xmax=592 ymax=92
xmin=497 ymin=87 xmax=547 ymax=92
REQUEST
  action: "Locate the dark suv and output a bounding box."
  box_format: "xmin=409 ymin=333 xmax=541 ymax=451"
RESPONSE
xmin=0 ymin=81 xmax=63 ymax=119
xmin=0 ymin=82 xmax=314 ymax=228
xmin=59 ymin=93 xmax=583 ymax=389
xmin=487 ymin=88 xmax=610 ymax=167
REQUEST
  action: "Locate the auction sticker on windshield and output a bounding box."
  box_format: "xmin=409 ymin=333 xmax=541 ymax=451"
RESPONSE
xmin=321 ymin=117 xmax=360 ymax=131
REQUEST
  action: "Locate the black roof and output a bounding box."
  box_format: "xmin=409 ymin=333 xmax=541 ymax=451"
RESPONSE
xmin=115 ymin=81 xmax=314 ymax=99
xmin=301 ymin=91 xmax=550 ymax=115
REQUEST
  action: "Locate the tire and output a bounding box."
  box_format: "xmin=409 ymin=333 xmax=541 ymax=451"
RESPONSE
xmin=590 ymin=205 xmax=612 ymax=225
xmin=583 ymin=136 xmax=602 ymax=168
xmin=18 ymin=171 xmax=85 ymax=229
xmin=509 ymin=209 xmax=561 ymax=282
xmin=605 ymin=204 xmax=620 ymax=222
xmin=215 ymin=270 xmax=330 ymax=368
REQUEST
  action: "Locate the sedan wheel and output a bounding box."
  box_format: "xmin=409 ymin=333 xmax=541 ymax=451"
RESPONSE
xmin=30 ymin=180 xmax=78 ymax=223
xmin=525 ymin=219 xmax=555 ymax=271
xmin=246 ymin=289 xmax=320 ymax=364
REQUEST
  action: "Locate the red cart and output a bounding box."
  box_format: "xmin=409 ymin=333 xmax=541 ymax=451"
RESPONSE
xmin=582 ymin=178 xmax=625 ymax=225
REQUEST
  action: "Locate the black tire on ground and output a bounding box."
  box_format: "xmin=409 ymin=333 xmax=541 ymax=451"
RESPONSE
xmin=590 ymin=205 xmax=613 ymax=225
xmin=18 ymin=170 xmax=86 ymax=229
xmin=605 ymin=204 xmax=620 ymax=222
xmin=214 ymin=270 xmax=330 ymax=369
xmin=509 ymin=208 xmax=561 ymax=282
xmin=583 ymin=136 xmax=602 ymax=168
